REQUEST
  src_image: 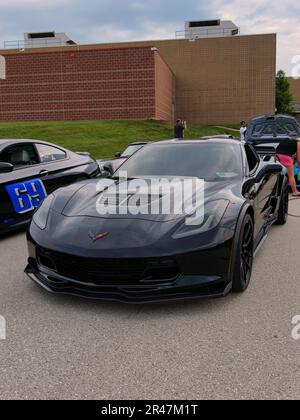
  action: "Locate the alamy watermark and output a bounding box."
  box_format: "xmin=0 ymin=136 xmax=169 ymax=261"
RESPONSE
xmin=292 ymin=315 xmax=300 ymax=341
xmin=96 ymin=172 xmax=205 ymax=226
xmin=0 ymin=315 xmax=6 ymax=340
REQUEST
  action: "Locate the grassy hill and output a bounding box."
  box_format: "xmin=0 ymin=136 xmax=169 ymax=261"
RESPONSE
xmin=0 ymin=120 xmax=238 ymax=159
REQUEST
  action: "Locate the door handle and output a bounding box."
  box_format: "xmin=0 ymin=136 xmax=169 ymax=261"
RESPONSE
xmin=39 ymin=170 xmax=49 ymax=176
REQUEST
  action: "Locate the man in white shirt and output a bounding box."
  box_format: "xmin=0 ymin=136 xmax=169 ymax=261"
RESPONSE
xmin=240 ymin=121 xmax=247 ymax=141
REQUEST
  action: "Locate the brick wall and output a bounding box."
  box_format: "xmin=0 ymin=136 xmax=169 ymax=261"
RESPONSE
xmin=288 ymin=78 xmax=300 ymax=122
xmin=0 ymin=34 xmax=276 ymax=124
xmin=288 ymin=77 xmax=300 ymax=103
xmin=0 ymin=47 xmax=173 ymax=122
xmin=64 ymin=34 xmax=276 ymax=124
xmin=154 ymin=53 xmax=175 ymax=121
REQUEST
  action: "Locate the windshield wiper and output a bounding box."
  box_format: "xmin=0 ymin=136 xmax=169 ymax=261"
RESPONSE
xmin=112 ymin=176 xmax=139 ymax=181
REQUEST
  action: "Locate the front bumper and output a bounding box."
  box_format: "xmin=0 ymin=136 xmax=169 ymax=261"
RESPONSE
xmin=25 ymin=237 xmax=233 ymax=304
xmin=25 ymin=264 xmax=232 ymax=304
xmin=0 ymin=218 xmax=31 ymax=237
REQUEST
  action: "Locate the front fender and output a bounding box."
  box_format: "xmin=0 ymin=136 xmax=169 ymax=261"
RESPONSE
xmin=227 ymin=202 xmax=254 ymax=283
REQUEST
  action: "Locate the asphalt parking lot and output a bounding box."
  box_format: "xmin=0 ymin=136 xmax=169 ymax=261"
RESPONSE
xmin=0 ymin=200 xmax=300 ymax=400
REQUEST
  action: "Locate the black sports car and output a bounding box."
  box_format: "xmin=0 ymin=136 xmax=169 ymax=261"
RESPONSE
xmin=0 ymin=139 xmax=99 ymax=235
xmin=245 ymin=114 xmax=300 ymax=144
xmin=245 ymin=114 xmax=300 ymax=188
xmin=25 ymin=138 xmax=289 ymax=304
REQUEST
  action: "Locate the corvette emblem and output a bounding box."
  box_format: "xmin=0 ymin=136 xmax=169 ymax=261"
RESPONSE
xmin=88 ymin=231 xmax=110 ymax=242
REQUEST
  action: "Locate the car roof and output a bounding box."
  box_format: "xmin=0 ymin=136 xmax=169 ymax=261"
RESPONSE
xmin=0 ymin=138 xmax=66 ymax=150
xmin=150 ymin=138 xmax=241 ymax=146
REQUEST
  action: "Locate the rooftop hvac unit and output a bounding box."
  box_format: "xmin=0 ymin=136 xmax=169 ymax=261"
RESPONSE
xmin=183 ymin=19 xmax=239 ymax=39
xmin=23 ymin=32 xmax=77 ymax=48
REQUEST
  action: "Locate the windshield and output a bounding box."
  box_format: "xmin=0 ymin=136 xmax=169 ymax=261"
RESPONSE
xmin=115 ymin=143 xmax=243 ymax=181
xmin=121 ymin=144 xmax=145 ymax=157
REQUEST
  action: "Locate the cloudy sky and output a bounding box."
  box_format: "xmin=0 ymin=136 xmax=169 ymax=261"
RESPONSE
xmin=0 ymin=0 xmax=299 ymax=73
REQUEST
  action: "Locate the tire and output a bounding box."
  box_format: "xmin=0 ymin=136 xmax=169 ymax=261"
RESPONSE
xmin=232 ymin=214 xmax=254 ymax=293
xmin=275 ymin=184 xmax=289 ymax=225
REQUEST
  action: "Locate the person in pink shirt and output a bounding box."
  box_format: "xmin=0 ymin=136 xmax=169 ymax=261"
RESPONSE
xmin=276 ymin=137 xmax=300 ymax=197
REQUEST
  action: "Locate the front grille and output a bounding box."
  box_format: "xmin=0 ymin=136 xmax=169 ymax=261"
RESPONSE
xmin=37 ymin=247 xmax=179 ymax=285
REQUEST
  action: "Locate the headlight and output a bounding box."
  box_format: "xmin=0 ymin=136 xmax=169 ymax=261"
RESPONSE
xmin=172 ymin=199 xmax=229 ymax=239
xmin=32 ymin=194 xmax=54 ymax=230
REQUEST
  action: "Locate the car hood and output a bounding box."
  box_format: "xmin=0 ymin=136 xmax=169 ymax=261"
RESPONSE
xmin=32 ymin=178 xmax=241 ymax=257
xmin=53 ymin=178 xmax=239 ymax=223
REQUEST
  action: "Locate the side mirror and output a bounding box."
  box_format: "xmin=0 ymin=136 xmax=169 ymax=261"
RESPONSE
xmin=115 ymin=152 xmax=121 ymax=158
xmin=101 ymin=164 xmax=114 ymax=178
xmin=256 ymin=164 xmax=282 ymax=182
xmin=0 ymin=162 xmax=13 ymax=173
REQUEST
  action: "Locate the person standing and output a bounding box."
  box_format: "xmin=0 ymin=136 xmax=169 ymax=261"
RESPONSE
xmin=240 ymin=121 xmax=248 ymax=141
xmin=276 ymin=137 xmax=300 ymax=197
xmin=174 ymin=119 xmax=187 ymax=139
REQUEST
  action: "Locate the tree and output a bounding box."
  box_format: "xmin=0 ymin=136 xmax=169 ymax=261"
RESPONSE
xmin=276 ymin=70 xmax=295 ymax=115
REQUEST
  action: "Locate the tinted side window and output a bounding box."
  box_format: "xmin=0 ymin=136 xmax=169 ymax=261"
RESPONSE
xmin=121 ymin=145 xmax=143 ymax=157
xmin=36 ymin=144 xmax=66 ymax=163
xmin=244 ymin=144 xmax=259 ymax=172
xmin=0 ymin=144 xmax=39 ymax=168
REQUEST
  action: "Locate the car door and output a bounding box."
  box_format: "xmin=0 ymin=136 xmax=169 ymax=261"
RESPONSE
xmin=244 ymin=144 xmax=279 ymax=238
xmin=0 ymin=143 xmax=48 ymax=229
xmin=34 ymin=143 xmax=89 ymax=193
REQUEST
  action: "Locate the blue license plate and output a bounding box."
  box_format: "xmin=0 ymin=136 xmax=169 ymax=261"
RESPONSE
xmin=6 ymin=179 xmax=47 ymax=214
